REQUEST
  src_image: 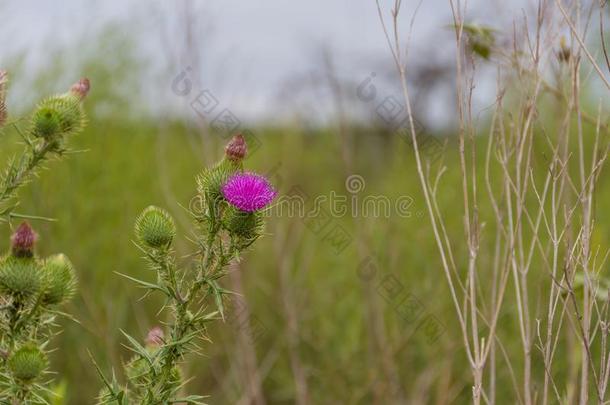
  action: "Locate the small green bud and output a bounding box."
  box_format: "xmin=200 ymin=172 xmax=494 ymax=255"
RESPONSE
xmin=31 ymin=93 xmax=85 ymax=140
xmin=31 ymin=106 xmax=61 ymax=140
xmin=8 ymin=343 xmax=47 ymax=382
xmin=197 ymin=160 xmax=235 ymax=206
xmin=135 ymin=206 xmax=176 ymax=248
xmin=41 ymin=254 xmax=77 ymax=305
xmin=0 ymin=256 xmax=41 ymax=300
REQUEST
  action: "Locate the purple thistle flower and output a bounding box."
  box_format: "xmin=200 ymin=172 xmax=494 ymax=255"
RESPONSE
xmin=222 ymin=172 xmax=277 ymax=212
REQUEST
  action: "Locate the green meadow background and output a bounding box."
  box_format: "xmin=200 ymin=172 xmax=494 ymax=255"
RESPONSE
xmin=1 ymin=43 xmax=609 ymax=405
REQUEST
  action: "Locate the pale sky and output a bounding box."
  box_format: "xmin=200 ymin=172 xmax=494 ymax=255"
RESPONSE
xmin=0 ymin=0 xmax=541 ymax=127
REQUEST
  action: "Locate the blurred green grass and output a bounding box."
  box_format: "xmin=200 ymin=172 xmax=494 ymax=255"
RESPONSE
xmin=0 ymin=109 xmax=608 ymax=403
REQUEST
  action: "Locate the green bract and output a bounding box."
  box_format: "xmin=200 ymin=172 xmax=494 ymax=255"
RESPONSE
xmin=224 ymin=206 xmax=264 ymax=241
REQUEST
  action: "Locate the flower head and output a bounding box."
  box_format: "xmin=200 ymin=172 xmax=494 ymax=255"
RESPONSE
xmin=70 ymin=78 xmax=90 ymax=101
xmin=222 ymin=172 xmax=276 ymax=212
xmin=225 ymin=133 xmax=247 ymax=162
xmin=11 ymin=222 xmax=37 ymax=258
xmin=145 ymin=326 xmax=165 ymax=347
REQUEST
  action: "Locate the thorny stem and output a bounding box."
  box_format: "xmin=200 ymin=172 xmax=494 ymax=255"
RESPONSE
xmin=147 ymin=222 xmax=224 ymax=404
xmin=0 ymin=139 xmax=58 ymax=209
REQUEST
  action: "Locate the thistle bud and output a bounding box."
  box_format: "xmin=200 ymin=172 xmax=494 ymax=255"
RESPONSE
xmin=135 ymin=206 xmax=176 ymax=248
xmin=69 ymin=78 xmax=90 ymax=101
xmin=145 ymin=326 xmax=164 ymax=347
xmin=0 ymin=256 xmax=42 ymax=300
xmin=31 ymin=88 xmax=86 ymax=140
xmin=10 ymin=222 xmax=37 ymax=258
xmin=0 ymin=70 xmax=7 ymax=127
xmin=8 ymin=344 xmax=47 ymax=382
xmin=41 ymin=254 xmax=77 ymax=305
xmin=197 ymin=161 xmax=234 ymax=206
xmin=225 ymin=133 xmax=247 ymax=162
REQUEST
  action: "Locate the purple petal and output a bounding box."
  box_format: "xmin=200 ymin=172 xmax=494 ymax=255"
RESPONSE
xmin=222 ymin=172 xmax=277 ymax=212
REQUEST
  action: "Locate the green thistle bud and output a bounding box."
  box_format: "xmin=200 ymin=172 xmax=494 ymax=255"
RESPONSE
xmin=197 ymin=160 xmax=235 ymax=206
xmin=135 ymin=206 xmax=176 ymax=248
xmin=31 ymin=106 xmax=62 ymax=140
xmin=31 ymin=92 xmax=86 ymax=141
xmin=0 ymin=256 xmax=42 ymax=300
xmin=223 ymin=206 xmax=264 ymax=240
xmin=8 ymin=343 xmax=47 ymax=382
xmin=41 ymin=254 xmax=77 ymax=305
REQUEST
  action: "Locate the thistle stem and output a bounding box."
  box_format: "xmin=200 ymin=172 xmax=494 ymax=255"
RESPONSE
xmin=0 ymin=139 xmax=56 ymax=209
xmin=147 ymin=229 xmax=221 ymax=404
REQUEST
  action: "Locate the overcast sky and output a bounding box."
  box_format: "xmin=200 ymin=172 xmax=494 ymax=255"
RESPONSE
xmin=0 ymin=0 xmax=538 ymax=126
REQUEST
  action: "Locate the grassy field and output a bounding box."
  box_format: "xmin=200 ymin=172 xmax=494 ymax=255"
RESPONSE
xmin=0 ymin=102 xmax=608 ymax=404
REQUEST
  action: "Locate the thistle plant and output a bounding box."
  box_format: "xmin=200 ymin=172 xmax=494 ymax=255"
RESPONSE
xmin=0 ymin=74 xmax=90 ymax=222
xmin=0 ymin=222 xmax=78 ymax=403
xmin=97 ymin=134 xmax=276 ymax=404
xmin=0 ymin=73 xmax=89 ymax=403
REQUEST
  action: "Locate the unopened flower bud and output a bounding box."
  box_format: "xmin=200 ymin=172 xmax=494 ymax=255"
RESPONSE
xmin=41 ymin=254 xmax=77 ymax=305
xmin=31 ymin=91 xmax=86 ymax=140
xmin=145 ymin=326 xmax=165 ymax=347
xmin=69 ymin=78 xmax=90 ymax=101
xmin=8 ymin=344 xmax=47 ymax=382
xmin=135 ymin=206 xmax=176 ymax=248
xmin=11 ymin=222 xmax=37 ymax=258
xmin=0 ymin=256 xmax=42 ymax=300
xmin=225 ymin=134 xmax=247 ymax=162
